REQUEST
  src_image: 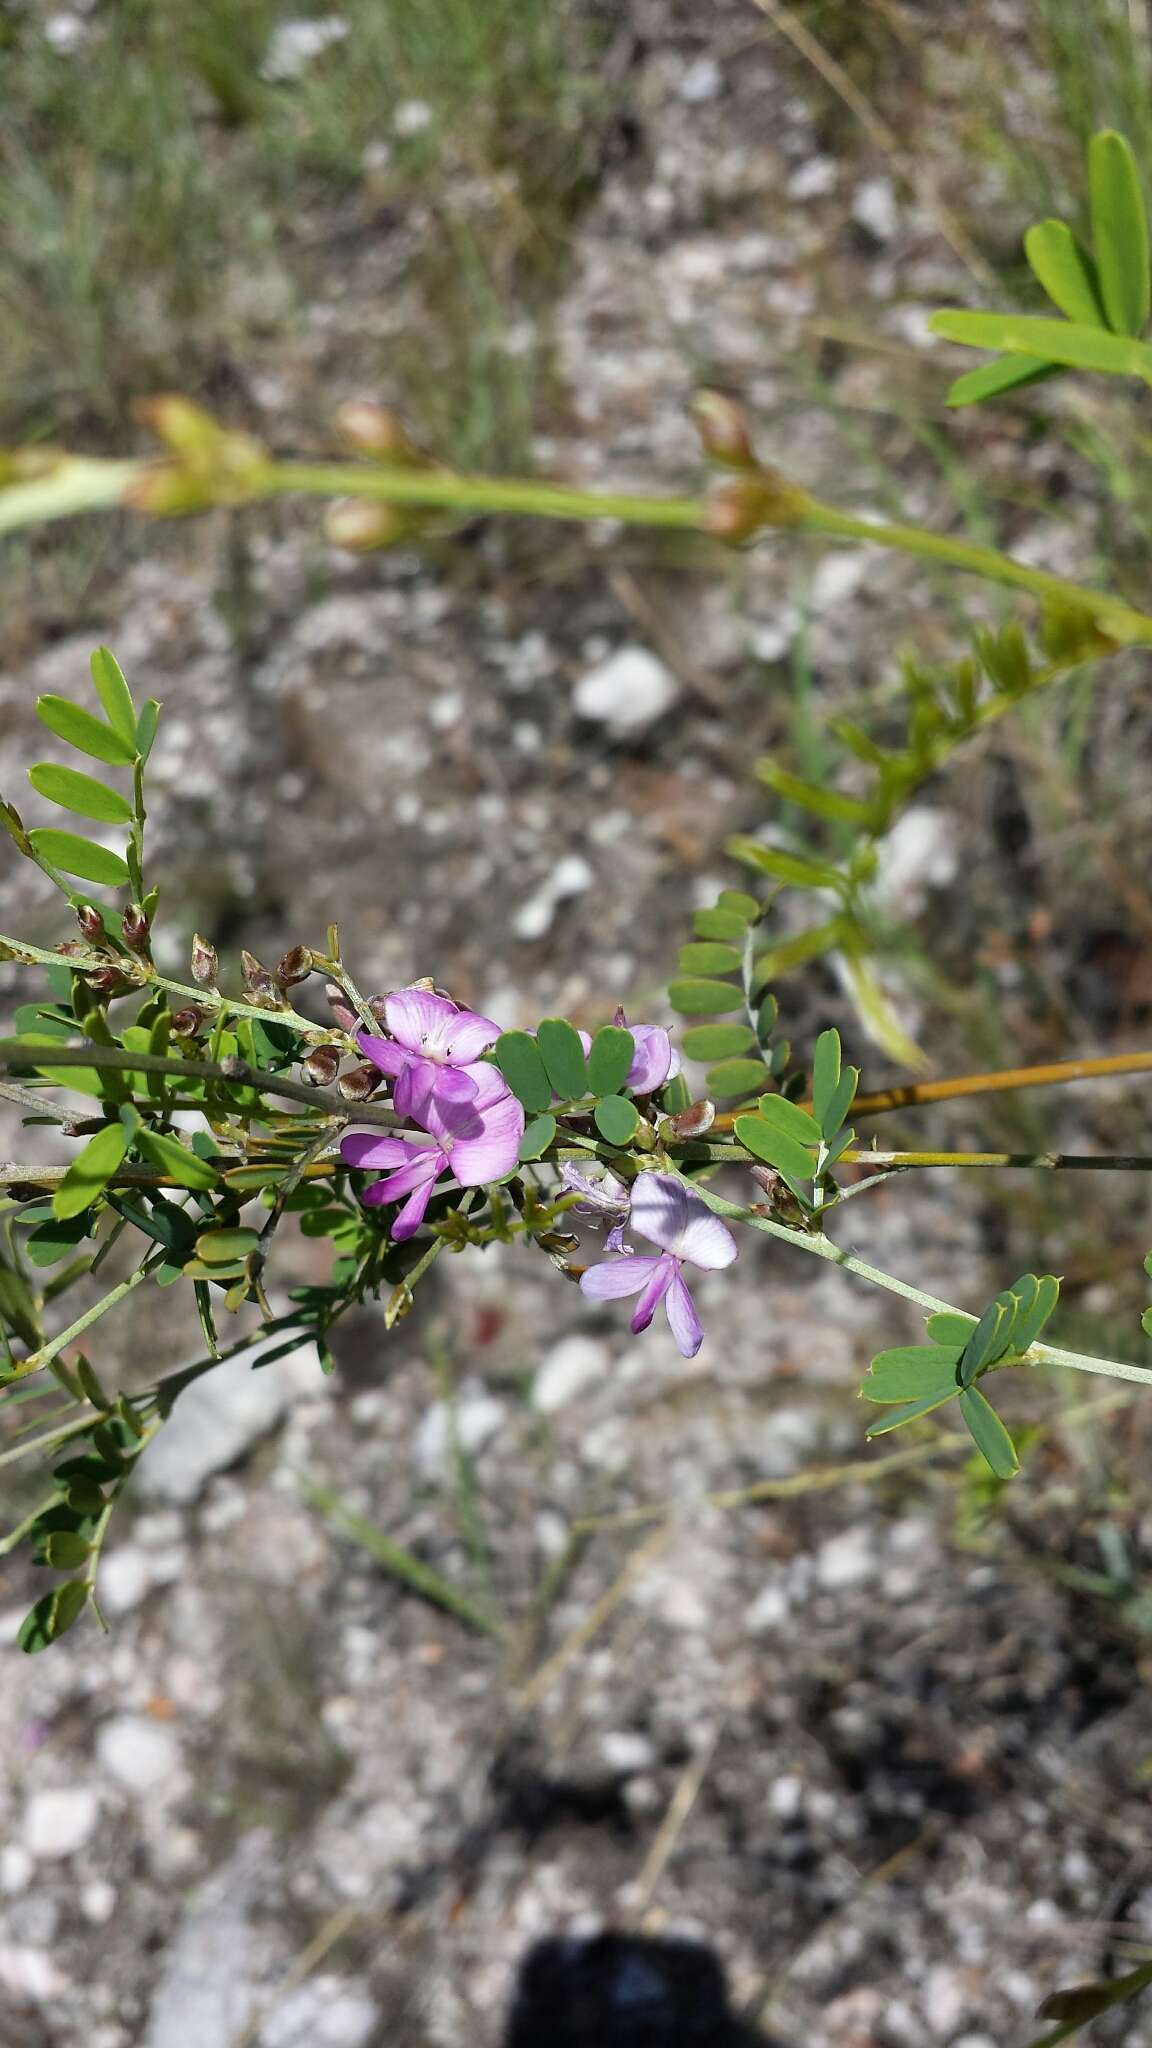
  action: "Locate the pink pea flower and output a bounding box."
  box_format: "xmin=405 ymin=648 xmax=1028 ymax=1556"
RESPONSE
xmin=624 ymin=1024 xmax=680 ymax=1095
xmin=342 ymin=1064 xmax=524 ymax=1240
xmin=560 ymin=1162 xmax=633 ymax=1252
xmin=357 ymin=988 xmax=502 ymax=1118
xmin=579 ymin=1171 xmax=736 ymax=1358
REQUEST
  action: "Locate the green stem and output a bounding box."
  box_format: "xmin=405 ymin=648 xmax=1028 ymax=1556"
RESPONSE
xmin=0 ymin=933 xmax=330 ymax=1039
xmin=0 ymin=1037 xmax=400 ymax=1130
xmin=262 ymin=461 xmax=703 ymax=530
xmin=798 ymin=495 xmax=1152 ymax=642
xmin=3 ymin=1256 xmax=161 ymax=1383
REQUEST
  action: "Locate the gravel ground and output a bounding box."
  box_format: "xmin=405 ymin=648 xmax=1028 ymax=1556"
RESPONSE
xmin=3 ymin=5 xmax=1152 ymax=2044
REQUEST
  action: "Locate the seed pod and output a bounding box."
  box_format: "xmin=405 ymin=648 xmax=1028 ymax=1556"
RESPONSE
xmin=323 ymin=499 xmax=412 ymax=553
xmin=276 ymin=944 xmax=313 ymax=986
xmin=190 ymin=934 xmax=218 ymax=987
xmin=334 ymin=401 xmax=425 ymax=465
xmin=691 ymin=389 xmax=757 ymax=469
xmin=326 ymin=983 xmax=359 ymax=1032
xmin=171 ymin=1006 xmax=204 ymax=1038
xmin=303 ymin=1044 xmax=341 ymax=1088
xmin=663 ymin=1098 xmax=716 ymax=1140
xmin=338 ymin=1062 xmax=383 ymax=1101
xmin=76 ymin=904 xmax=105 ymax=945
xmin=121 ymin=903 xmax=150 ymax=952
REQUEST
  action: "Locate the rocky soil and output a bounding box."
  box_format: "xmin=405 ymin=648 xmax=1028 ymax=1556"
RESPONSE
xmin=2 ymin=3 xmax=1152 ymax=2044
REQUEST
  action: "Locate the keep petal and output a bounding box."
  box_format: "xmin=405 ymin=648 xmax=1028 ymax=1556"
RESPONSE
xmin=360 ymin=1149 xmax=443 ymax=1205
xmin=440 ymin=1011 xmax=502 ymax=1064
xmin=384 ymin=988 xmax=461 ymax=1056
xmin=677 ymin=1204 xmax=739 ymax=1271
xmin=341 ymin=1132 xmax=415 ymax=1171
xmin=630 ymin=1254 xmax=676 ymax=1334
xmin=664 ymin=1269 xmax=704 ymax=1357
xmin=397 ymin=1059 xmax=476 ymax=1123
xmin=390 ymin=1174 xmax=440 ymax=1239
xmin=449 ymin=1086 xmax=525 ymax=1184
xmin=628 ymin=1172 xmax=690 ymax=1254
xmin=356 ymin=1031 xmax=407 ymax=1078
xmin=626 ymin=1026 xmax=674 ymax=1094
xmin=579 ymin=1253 xmax=664 ymax=1302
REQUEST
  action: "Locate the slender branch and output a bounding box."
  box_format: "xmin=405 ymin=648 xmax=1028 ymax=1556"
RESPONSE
xmin=0 ymin=1038 xmax=400 ymax=1130
xmin=2 ymin=1256 xmax=161 ymax=1384
xmin=851 ymin=1049 xmax=1152 ymax=1118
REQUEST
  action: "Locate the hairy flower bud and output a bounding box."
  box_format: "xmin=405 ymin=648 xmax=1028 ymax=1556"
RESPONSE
xmin=337 ymin=1061 xmax=383 ymax=1101
xmin=248 ymin=972 xmax=286 ymax=1009
xmin=171 ymin=1005 xmax=205 ymax=1037
xmin=190 ymin=934 xmax=218 ymax=987
xmin=277 ymin=945 xmax=313 ymax=986
xmin=326 ymin=983 xmax=359 ymax=1032
xmin=85 ymin=966 xmax=131 ymax=997
xmin=334 ymin=401 xmax=425 ymax=465
xmin=663 ymin=1098 xmax=716 ymax=1140
xmin=702 ymin=470 xmax=810 ymax=545
xmin=76 ymin=904 xmax=105 ymax=945
xmin=323 ymin=498 xmax=413 ymax=553
xmin=121 ymin=903 xmax=150 ymax=952
xmin=303 ymin=1044 xmax=342 ymax=1088
xmin=692 ymin=389 xmax=757 ymax=469
xmin=366 ymin=995 xmax=390 ymax=1029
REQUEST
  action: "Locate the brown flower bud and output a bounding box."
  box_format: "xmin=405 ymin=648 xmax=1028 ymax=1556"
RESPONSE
xmin=664 ymin=1098 xmax=716 ymax=1140
xmin=121 ymin=903 xmax=150 ymax=952
xmin=276 ymin=944 xmax=313 ymax=986
xmin=365 ymin=995 xmax=390 ymax=1029
xmin=323 ymin=498 xmax=413 ymax=553
xmin=171 ymin=1005 xmax=205 ymax=1037
xmin=326 ymin=983 xmax=359 ymax=1031
xmin=248 ymin=972 xmax=286 ymax=1009
xmin=702 ymin=470 xmax=810 ymax=546
xmin=76 ymin=904 xmax=105 ymax=945
xmin=338 ymin=1062 xmax=383 ymax=1101
xmin=303 ymin=1044 xmax=342 ymax=1088
xmin=85 ymin=967 xmax=131 ymax=997
xmin=334 ymin=401 xmax=426 ymax=465
xmin=692 ymin=389 xmax=757 ymax=469
xmin=240 ymin=950 xmax=266 ymax=990
xmin=190 ymin=934 xmax=218 ymax=987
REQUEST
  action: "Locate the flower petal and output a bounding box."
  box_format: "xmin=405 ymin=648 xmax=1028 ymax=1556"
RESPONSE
xmin=664 ymin=1269 xmax=704 ymax=1358
xmin=677 ymin=1205 xmax=738 ymax=1271
xmin=360 ymin=1149 xmax=442 ymax=1205
xmin=630 ymin=1254 xmax=675 ymax=1334
xmin=341 ymin=1132 xmax=415 ymax=1171
xmin=356 ymin=1031 xmax=407 ymax=1079
xmin=396 ymin=1058 xmax=477 ymax=1124
xmin=579 ymin=1253 xmax=664 ymax=1302
xmin=390 ymin=1174 xmax=440 ymax=1239
xmin=440 ymin=1011 xmax=502 ymax=1064
xmin=384 ymin=988 xmax=461 ymax=1056
xmin=449 ymin=1086 xmax=525 ymax=1184
xmin=628 ymin=1172 xmax=690 ymax=1254
xmin=626 ymin=1025 xmax=674 ymax=1094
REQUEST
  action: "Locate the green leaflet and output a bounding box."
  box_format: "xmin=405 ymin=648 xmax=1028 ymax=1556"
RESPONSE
xmin=27 ymin=763 xmax=134 ymax=825
xmin=1088 ymin=128 xmax=1150 ymax=337
xmin=89 ymin=647 xmax=137 ymax=748
xmin=53 ymin=1121 xmax=130 ymax=1221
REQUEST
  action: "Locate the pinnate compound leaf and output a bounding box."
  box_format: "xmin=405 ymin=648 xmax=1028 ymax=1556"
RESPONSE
xmin=1088 ymin=128 xmax=1150 ymax=336
xmin=734 ymin=1112 xmax=816 ymax=1187
xmin=89 ymin=647 xmax=137 ymax=748
xmin=929 ymin=310 xmax=1152 ymax=381
xmin=27 ymin=830 xmax=130 ymax=887
xmin=863 ymin=1345 xmax=964 ymax=1404
xmin=492 ymin=1031 xmax=553 ymax=1114
xmin=35 ymin=695 xmax=136 ymax=766
xmin=925 ymin=1310 xmax=977 ymax=1346
xmin=535 ymin=1019 xmax=588 ymax=1101
xmin=28 ymin=764 xmax=133 ymax=825
xmin=53 ymin=1121 xmax=130 ymax=1221
xmin=755 ymin=1094 xmax=822 ymax=1146
xmin=958 ymin=1385 xmax=1019 ymax=1478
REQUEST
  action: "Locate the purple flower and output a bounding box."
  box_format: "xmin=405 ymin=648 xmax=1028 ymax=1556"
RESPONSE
xmin=342 ymin=1063 xmax=524 ymax=1240
xmin=579 ymin=1171 xmax=736 ymax=1358
xmin=560 ymin=1162 xmax=633 ymax=1252
xmin=624 ymin=1024 xmax=680 ymax=1095
xmin=357 ymin=988 xmax=501 ymax=1118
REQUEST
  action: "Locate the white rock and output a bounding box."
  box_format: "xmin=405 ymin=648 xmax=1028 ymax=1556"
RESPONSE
xmin=533 ymin=1335 xmax=609 ymax=1413
xmin=810 ymin=548 xmax=872 ymax=610
xmin=25 ymin=1786 xmax=100 ymax=1860
xmin=744 ymin=1581 xmax=790 ymax=1632
xmin=512 ymin=853 xmax=595 ymax=941
xmin=262 ymin=17 xmax=348 ymax=80
xmin=680 ymin=56 xmax=721 ymax=102
xmin=600 ymin=1731 xmax=657 ymax=1775
xmin=923 ymin=1966 xmax=967 ymax=2035
xmin=871 ymin=804 xmax=958 ymax=919
xmin=0 ymin=1946 xmax=65 ymax=2000
xmin=414 ymin=1380 xmax=506 ymax=1478
xmin=769 ymin=1774 xmax=804 ymax=1821
xmin=137 ymin=1337 xmax=321 ymax=1504
xmin=99 ymin=1546 xmax=152 ymax=1617
xmin=142 ymin=1834 xmax=271 ymax=2048
xmin=263 ymin=1975 xmax=379 ymax=2048
xmin=853 ymin=174 xmax=899 ymax=241
xmin=572 ymin=645 xmax=680 ymax=736
xmin=81 ymin=1880 xmax=117 ymax=1925
xmin=394 ymin=97 xmax=432 ymax=135
xmin=97 ymin=1716 xmax=183 ymax=1795
xmin=787 ymin=156 xmax=838 ymax=200
xmin=815 ymin=1526 xmax=876 ymax=1591
xmin=0 ymin=1845 xmax=31 ymax=1894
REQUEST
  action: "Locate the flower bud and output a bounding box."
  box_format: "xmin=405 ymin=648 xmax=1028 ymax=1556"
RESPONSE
xmin=334 ymin=401 xmax=425 ymax=465
xmin=323 ymin=498 xmax=413 ymax=553
xmin=171 ymin=1005 xmax=205 ymax=1037
xmin=241 ymin=950 xmax=267 ymax=990
xmin=76 ymin=904 xmax=105 ymax=945
xmin=248 ymin=971 xmax=286 ymax=1009
xmin=366 ymin=995 xmax=390 ymax=1029
xmin=276 ymin=944 xmax=313 ymax=986
xmin=337 ymin=1062 xmax=383 ymax=1101
xmin=326 ymin=982 xmax=359 ymax=1032
xmin=303 ymin=1044 xmax=342 ymax=1088
xmin=85 ymin=966 xmax=131 ymax=998
xmin=692 ymin=389 xmax=757 ymax=469
xmin=121 ymin=903 xmax=150 ymax=952
xmin=663 ymin=1098 xmax=716 ymax=1140
xmin=702 ymin=470 xmax=809 ymax=546
xmin=191 ymin=934 xmax=218 ymax=987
